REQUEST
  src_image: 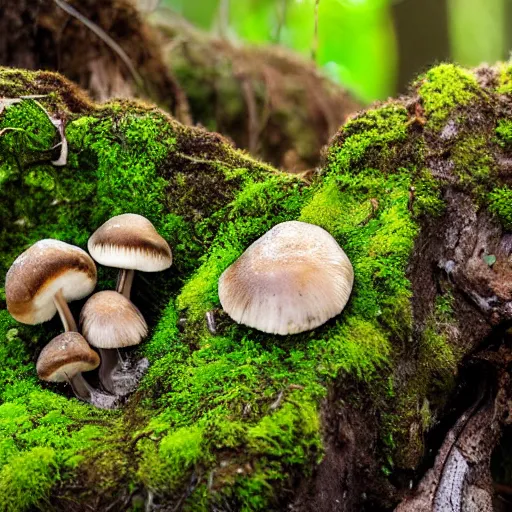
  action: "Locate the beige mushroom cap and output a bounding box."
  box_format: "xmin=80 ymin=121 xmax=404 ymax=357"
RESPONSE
xmin=218 ymin=221 xmax=354 ymax=335
xmin=37 ymin=332 xmax=100 ymax=382
xmin=80 ymin=290 xmax=148 ymax=349
xmin=5 ymin=239 xmax=97 ymax=325
xmin=88 ymin=214 xmax=172 ymax=272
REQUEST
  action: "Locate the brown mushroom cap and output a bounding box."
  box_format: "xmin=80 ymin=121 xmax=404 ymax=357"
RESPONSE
xmin=218 ymin=221 xmax=354 ymax=335
xmin=5 ymin=239 xmax=97 ymax=325
xmin=80 ymin=290 xmax=148 ymax=349
xmin=36 ymin=332 xmax=100 ymax=382
xmin=88 ymin=214 xmax=172 ymax=272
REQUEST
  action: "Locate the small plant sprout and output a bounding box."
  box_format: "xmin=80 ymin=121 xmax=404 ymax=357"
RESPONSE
xmin=218 ymin=221 xmax=354 ymax=335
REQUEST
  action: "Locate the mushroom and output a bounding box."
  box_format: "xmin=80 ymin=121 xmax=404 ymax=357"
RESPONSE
xmin=36 ymin=332 xmax=100 ymax=402
xmin=87 ymin=213 xmax=172 ymax=299
xmin=218 ymin=221 xmax=354 ymax=335
xmin=4 ymin=240 xmax=115 ymax=405
xmin=80 ymin=290 xmax=148 ymax=395
xmin=5 ymin=239 xmax=97 ymax=331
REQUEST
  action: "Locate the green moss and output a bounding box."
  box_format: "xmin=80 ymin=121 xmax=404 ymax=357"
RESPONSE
xmin=418 ymin=64 xmax=480 ymax=129
xmin=497 ymin=62 xmax=512 ymax=95
xmin=496 ymin=119 xmax=512 ymax=146
xmin=137 ymin=425 xmax=204 ymax=492
xmin=0 ymin=447 xmax=57 ymax=512
xmin=489 ymin=186 xmax=512 ymax=229
xmin=451 ymin=135 xmax=495 ymax=191
xmin=414 ymin=169 xmax=445 ymax=217
xmin=327 ymin=105 xmax=409 ymax=174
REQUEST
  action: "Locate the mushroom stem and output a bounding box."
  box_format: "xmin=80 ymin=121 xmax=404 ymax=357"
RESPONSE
xmin=98 ymin=348 xmax=123 ymax=394
xmin=68 ymin=372 xmax=118 ymax=410
xmin=116 ymin=269 xmax=135 ymax=299
xmin=68 ymin=372 xmax=95 ymax=402
xmin=53 ymin=289 xmax=77 ymax=332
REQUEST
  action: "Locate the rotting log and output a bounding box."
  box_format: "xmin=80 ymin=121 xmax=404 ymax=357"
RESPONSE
xmin=1 ymin=62 xmax=512 ymax=511
xmin=0 ymin=0 xmax=358 ymax=172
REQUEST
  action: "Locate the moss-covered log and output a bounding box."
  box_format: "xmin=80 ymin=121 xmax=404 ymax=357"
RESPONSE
xmin=1 ymin=62 xmax=512 ymax=511
xmin=0 ymin=0 xmax=358 ymax=172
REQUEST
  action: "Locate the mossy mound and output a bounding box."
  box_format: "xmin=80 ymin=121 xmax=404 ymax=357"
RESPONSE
xmin=1 ymin=63 xmax=512 ymax=511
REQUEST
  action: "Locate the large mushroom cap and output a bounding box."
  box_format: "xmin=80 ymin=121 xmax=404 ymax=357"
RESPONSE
xmin=37 ymin=332 xmax=100 ymax=382
xmin=80 ymin=290 xmax=148 ymax=349
xmin=88 ymin=214 xmax=172 ymax=272
xmin=218 ymin=221 xmax=354 ymax=335
xmin=5 ymin=239 xmax=97 ymax=325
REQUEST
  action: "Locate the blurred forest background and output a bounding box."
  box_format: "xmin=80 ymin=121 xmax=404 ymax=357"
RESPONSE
xmin=145 ymin=0 xmax=510 ymax=104
xmin=1 ymin=0 xmax=509 ymax=172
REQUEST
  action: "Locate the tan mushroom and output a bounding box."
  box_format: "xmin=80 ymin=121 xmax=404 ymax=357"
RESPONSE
xmin=87 ymin=214 xmax=172 ymax=298
xmin=5 ymin=239 xmax=97 ymax=331
xmin=80 ymin=290 xmax=147 ymax=394
xmin=37 ymin=332 xmax=100 ymax=402
xmin=218 ymin=221 xmax=354 ymax=335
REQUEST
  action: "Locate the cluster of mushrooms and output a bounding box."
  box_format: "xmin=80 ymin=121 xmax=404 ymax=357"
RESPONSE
xmin=4 ymin=217 xmax=353 ymax=409
xmin=5 ymin=214 xmax=172 ymax=409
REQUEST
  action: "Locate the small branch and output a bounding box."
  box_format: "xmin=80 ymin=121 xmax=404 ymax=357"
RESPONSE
xmin=270 ymin=390 xmax=284 ymax=411
xmin=205 ymin=310 xmax=217 ymax=335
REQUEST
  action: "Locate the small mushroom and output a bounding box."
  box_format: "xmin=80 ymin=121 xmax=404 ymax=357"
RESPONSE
xmin=80 ymin=290 xmax=148 ymax=394
xmin=5 ymin=239 xmax=97 ymax=331
xmin=36 ymin=332 xmax=100 ymax=402
xmin=218 ymin=221 xmax=354 ymax=335
xmin=87 ymin=213 xmax=172 ymax=299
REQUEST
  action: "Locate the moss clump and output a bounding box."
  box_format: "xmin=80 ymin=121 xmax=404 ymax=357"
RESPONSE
xmin=497 ymin=62 xmax=512 ymax=95
xmin=489 ymin=187 xmax=512 ymax=229
xmin=418 ymin=63 xmax=481 ymax=129
xmin=496 ymin=119 xmax=512 ymax=146
xmin=451 ymin=134 xmax=496 ymax=197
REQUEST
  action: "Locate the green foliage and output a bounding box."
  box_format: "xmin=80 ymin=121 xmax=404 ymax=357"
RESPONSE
xmin=418 ymin=64 xmax=480 ymax=129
